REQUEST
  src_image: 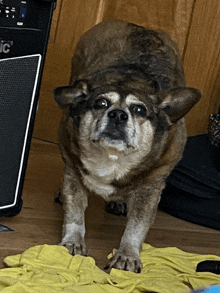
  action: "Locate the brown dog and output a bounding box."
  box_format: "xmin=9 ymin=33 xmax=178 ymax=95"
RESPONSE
xmin=54 ymin=20 xmax=201 ymax=273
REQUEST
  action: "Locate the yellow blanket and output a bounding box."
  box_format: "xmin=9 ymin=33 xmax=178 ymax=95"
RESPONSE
xmin=0 ymin=244 xmax=219 ymax=293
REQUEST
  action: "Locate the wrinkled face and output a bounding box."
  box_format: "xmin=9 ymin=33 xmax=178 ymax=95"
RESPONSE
xmin=78 ymin=88 xmax=158 ymax=155
xmin=56 ymin=79 xmax=201 ymax=156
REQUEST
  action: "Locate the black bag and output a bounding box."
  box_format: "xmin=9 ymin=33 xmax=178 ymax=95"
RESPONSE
xmin=159 ymin=132 xmax=220 ymax=230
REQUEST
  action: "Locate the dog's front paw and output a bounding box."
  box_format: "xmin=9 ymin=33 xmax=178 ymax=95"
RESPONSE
xmin=60 ymin=240 xmax=88 ymax=256
xmin=105 ymin=249 xmax=142 ymax=273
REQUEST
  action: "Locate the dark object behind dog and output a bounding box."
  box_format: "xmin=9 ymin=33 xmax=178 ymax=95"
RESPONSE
xmin=54 ymin=20 xmax=201 ymax=273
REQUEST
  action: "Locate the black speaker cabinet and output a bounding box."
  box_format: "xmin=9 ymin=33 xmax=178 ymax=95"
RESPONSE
xmin=0 ymin=0 xmax=56 ymax=216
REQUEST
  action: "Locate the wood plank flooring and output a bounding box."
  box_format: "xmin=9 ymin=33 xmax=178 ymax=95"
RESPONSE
xmin=0 ymin=139 xmax=219 ymax=269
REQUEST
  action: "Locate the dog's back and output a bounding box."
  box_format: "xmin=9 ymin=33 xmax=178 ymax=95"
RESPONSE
xmin=70 ymin=20 xmax=185 ymax=91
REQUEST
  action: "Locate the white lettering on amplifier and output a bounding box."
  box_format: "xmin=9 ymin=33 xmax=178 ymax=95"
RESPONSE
xmin=0 ymin=40 xmax=14 ymax=54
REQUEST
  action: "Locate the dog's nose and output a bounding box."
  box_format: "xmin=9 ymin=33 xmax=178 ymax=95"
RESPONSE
xmin=108 ymin=109 xmax=128 ymax=123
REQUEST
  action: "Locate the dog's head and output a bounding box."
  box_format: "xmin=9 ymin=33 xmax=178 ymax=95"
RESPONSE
xmin=54 ymin=78 xmax=201 ymax=156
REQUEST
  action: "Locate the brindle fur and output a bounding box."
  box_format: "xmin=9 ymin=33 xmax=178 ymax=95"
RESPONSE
xmin=54 ymin=20 xmax=201 ymax=273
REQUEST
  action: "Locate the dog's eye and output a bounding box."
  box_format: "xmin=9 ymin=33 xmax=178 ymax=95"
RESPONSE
xmin=93 ymin=98 xmax=109 ymax=109
xmin=130 ymin=104 xmax=147 ymax=117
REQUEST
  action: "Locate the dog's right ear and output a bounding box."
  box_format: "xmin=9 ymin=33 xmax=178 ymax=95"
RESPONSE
xmin=54 ymin=80 xmax=88 ymax=108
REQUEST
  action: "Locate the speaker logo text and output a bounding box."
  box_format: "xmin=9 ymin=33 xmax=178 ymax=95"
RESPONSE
xmin=0 ymin=39 xmax=14 ymax=54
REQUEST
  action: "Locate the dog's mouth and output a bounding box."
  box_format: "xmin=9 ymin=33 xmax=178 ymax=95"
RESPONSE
xmin=100 ymin=128 xmax=126 ymax=140
xmin=91 ymin=129 xmax=130 ymax=152
xmin=89 ymin=117 xmax=138 ymax=153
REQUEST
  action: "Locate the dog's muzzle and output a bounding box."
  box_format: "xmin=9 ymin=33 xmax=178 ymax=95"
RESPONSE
xmin=101 ymin=109 xmax=128 ymax=140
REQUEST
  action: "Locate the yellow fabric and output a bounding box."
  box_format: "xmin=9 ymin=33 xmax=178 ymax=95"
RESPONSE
xmin=0 ymin=244 xmax=219 ymax=293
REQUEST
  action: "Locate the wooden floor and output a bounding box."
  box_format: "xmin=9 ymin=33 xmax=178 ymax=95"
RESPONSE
xmin=0 ymin=139 xmax=220 ymax=269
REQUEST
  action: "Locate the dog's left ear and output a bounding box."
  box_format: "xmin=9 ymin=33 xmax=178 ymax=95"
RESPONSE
xmin=54 ymin=80 xmax=88 ymax=108
xmin=159 ymin=87 xmax=201 ymax=123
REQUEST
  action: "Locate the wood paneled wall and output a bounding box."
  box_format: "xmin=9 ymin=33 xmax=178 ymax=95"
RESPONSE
xmin=182 ymin=0 xmax=219 ymax=135
xmin=33 ymin=0 xmax=219 ymax=142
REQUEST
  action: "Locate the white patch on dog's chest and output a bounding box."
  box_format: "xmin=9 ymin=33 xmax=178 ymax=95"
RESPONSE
xmin=79 ymin=115 xmax=154 ymax=199
xmin=80 ymin=153 xmax=131 ymax=198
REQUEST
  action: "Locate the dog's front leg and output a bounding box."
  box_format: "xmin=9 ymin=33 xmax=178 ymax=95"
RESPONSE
xmin=59 ymin=166 xmax=88 ymax=256
xmin=106 ymin=186 xmax=162 ymax=273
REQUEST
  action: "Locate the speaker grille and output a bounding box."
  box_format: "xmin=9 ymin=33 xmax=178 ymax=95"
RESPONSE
xmin=0 ymin=55 xmax=41 ymax=209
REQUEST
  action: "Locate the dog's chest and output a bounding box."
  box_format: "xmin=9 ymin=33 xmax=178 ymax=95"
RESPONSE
xmin=80 ymin=153 xmax=132 ymax=199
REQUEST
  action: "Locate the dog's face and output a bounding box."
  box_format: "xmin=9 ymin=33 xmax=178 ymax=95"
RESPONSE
xmin=82 ymin=89 xmax=156 ymax=155
xmin=54 ymin=78 xmax=200 ymax=158
xmin=55 ymin=79 xmax=156 ymax=157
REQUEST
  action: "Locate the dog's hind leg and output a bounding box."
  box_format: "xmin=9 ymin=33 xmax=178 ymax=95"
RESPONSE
xmin=54 ymin=186 xmax=63 ymax=204
xmin=105 ymin=200 xmax=127 ymax=216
